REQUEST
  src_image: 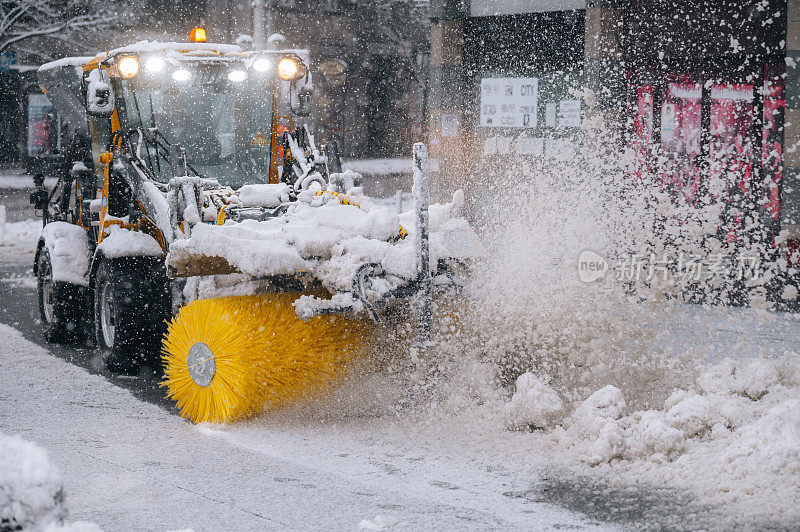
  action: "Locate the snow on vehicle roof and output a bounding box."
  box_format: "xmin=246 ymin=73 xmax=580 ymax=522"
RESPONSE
xmin=98 ymin=41 xmax=243 ymax=60
xmin=38 ymin=56 xmax=97 ymax=73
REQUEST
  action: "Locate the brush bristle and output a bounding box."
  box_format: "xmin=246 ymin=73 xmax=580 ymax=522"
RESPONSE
xmin=161 ymin=293 xmax=367 ymax=423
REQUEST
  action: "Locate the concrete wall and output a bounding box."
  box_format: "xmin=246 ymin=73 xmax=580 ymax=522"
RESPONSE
xmin=428 ymin=0 xmax=470 ymax=201
xmin=470 ymin=0 xmax=585 ymax=16
xmin=783 ymin=0 xmax=800 ymax=233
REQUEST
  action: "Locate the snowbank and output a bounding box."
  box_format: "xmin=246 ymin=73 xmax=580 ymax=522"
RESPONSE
xmin=0 ymin=433 xmax=104 ymax=532
xmin=533 ymin=355 xmax=800 ymax=522
xmin=0 ymin=217 xmax=41 ymax=262
xmin=0 ymin=433 xmax=65 ymax=530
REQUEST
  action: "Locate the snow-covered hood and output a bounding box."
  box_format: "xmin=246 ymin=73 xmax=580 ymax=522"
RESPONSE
xmin=167 ymin=189 xmax=482 ymax=293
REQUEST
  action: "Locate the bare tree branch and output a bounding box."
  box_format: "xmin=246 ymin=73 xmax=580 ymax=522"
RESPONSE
xmin=0 ymin=0 xmax=117 ymax=59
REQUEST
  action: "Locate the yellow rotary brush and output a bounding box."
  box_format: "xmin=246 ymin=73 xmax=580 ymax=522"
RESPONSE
xmin=161 ymin=293 xmax=367 ymax=423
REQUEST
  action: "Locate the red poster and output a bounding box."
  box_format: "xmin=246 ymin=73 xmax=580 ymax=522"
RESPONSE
xmin=660 ymin=82 xmax=702 ymax=203
xmin=710 ymin=84 xmax=754 ymax=243
xmin=629 ymin=85 xmax=653 ymax=180
xmin=761 ymin=68 xmax=784 ymax=223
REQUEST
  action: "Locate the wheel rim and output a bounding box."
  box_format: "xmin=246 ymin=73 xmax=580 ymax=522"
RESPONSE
xmin=187 ymin=342 xmax=215 ymax=387
xmin=99 ymin=280 xmax=115 ymax=347
xmin=41 ymin=262 xmax=54 ymax=324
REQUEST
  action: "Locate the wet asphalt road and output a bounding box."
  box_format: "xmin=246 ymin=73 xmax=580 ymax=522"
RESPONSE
xmin=1 ymin=183 xmax=176 ymax=412
xmin=0 ymin=260 xmax=177 ymax=414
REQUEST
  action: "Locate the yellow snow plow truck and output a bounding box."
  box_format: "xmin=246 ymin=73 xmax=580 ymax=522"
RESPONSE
xmin=31 ymin=35 xmax=477 ymax=424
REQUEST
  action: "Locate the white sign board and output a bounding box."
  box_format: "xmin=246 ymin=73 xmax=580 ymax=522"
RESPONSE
xmin=480 ymin=77 xmax=538 ymax=128
xmin=514 ymin=136 xmax=544 ymax=156
xmin=558 ymin=100 xmax=581 ymax=128
xmin=441 ymin=114 xmax=459 ymax=138
xmin=545 ymin=103 xmax=557 ymax=127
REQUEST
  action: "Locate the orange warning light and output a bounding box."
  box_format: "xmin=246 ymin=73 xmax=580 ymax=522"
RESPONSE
xmin=190 ymin=27 xmax=207 ymax=42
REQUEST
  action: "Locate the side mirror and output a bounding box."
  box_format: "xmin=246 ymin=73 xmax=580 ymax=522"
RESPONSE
xmin=29 ymin=173 xmax=48 ymax=210
xmin=85 ymin=68 xmax=115 ymax=117
xmin=289 ymin=76 xmax=313 ymax=117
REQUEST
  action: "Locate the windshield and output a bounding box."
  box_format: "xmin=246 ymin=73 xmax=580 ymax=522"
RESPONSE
xmin=118 ymin=62 xmax=274 ymax=188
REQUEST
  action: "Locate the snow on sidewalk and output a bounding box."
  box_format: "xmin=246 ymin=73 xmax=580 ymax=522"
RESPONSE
xmin=0 ymin=323 xmax=600 ymax=531
xmin=0 ymin=174 xmax=57 ymax=191
xmin=0 ymin=216 xmax=40 ymax=263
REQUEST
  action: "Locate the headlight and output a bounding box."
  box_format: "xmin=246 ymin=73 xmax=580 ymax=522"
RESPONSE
xmin=172 ymin=69 xmax=192 ymax=82
xmin=227 ymin=69 xmax=248 ymax=82
xmin=252 ymin=57 xmax=271 ymax=72
xmin=118 ymin=56 xmax=140 ymax=78
xmin=144 ymin=56 xmax=166 ymax=73
xmin=277 ymin=58 xmax=300 ymax=80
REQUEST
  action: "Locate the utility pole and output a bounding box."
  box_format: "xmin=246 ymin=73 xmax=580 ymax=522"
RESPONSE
xmin=266 ymin=2 xmax=273 ymax=41
xmin=252 ymin=0 xmax=266 ymax=49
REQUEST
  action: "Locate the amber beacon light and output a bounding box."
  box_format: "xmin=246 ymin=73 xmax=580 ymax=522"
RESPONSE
xmin=190 ymin=27 xmax=207 ymax=42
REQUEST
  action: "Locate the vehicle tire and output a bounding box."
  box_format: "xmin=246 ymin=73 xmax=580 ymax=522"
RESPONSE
xmin=93 ymin=257 xmax=170 ymax=375
xmin=37 ymin=247 xmax=87 ymax=343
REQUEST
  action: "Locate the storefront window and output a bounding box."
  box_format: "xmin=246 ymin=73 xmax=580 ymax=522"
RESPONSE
xmin=761 ymin=67 xmax=785 ymax=223
xmin=660 ymin=83 xmax=701 ymax=202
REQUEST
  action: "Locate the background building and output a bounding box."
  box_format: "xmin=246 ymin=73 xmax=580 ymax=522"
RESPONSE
xmin=428 ymin=0 xmax=798 ymax=261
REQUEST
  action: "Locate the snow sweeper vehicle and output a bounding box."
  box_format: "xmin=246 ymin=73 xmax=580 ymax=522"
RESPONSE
xmin=30 ymin=35 xmax=479 ymax=423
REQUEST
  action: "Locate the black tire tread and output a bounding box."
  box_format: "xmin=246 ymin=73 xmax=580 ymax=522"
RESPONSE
xmin=37 ymin=248 xmax=88 ymax=343
xmin=94 ymin=257 xmax=170 ymax=375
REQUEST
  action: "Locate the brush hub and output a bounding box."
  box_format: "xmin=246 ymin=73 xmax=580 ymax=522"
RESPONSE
xmin=187 ymin=342 xmax=215 ymax=386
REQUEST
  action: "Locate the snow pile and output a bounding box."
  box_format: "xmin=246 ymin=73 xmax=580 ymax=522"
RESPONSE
xmin=534 ymin=355 xmax=800 ymax=521
xmin=549 ymin=385 xmax=628 ymax=466
xmin=0 ymin=433 xmax=102 ymax=532
xmin=235 ymin=183 xmax=291 ymax=208
xmin=0 ymin=433 xmax=65 ymax=530
xmin=0 ymin=216 xmax=41 ymax=262
xmin=503 ymin=373 xmax=563 ymax=430
xmin=169 ymin=189 xmax=478 ymax=295
xmin=97 ymin=225 xmax=163 ymax=259
xmin=358 ymin=515 xmax=399 ymax=530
